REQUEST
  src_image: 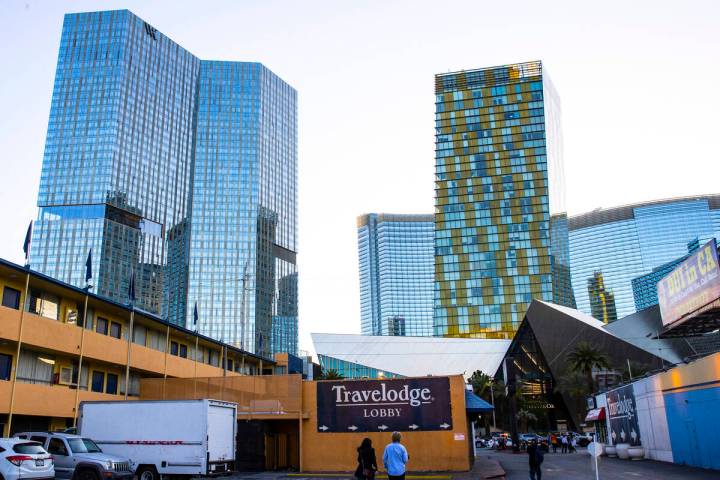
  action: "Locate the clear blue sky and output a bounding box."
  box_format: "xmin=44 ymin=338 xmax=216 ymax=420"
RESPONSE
xmin=1 ymin=0 xmax=718 ymax=353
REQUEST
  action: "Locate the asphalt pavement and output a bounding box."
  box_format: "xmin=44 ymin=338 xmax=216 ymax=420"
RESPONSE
xmin=217 ymin=449 xmax=720 ymax=480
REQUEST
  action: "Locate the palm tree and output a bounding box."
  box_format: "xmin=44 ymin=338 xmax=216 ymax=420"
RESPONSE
xmin=469 ymin=370 xmax=494 ymax=398
xmin=566 ymin=342 xmax=610 ymax=393
xmin=317 ymin=368 xmax=344 ymax=380
xmin=516 ymin=409 xmax=538 ymax=433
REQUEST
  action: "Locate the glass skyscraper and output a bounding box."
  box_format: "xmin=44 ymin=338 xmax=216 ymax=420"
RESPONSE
xmin=587 ymin=271 xmax=617 ymax=323
xmin=631 ymin=239 xmax=700 ymax=312
xmin=434 ymin=61 xmax=574 ymax=339
xmin=569 ymin=196 xmax=720 ymax=320
xmin=29 ymin=10 xmax=297 ymax=357
xmin=188 ymin=62 xmax=297 ymax=357
xmin=357 ymin=213 xmax=434 ymax=336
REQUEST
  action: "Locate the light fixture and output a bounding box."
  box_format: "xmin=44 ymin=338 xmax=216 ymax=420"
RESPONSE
xmin=38 ymin=357 xmax=55 ymax=365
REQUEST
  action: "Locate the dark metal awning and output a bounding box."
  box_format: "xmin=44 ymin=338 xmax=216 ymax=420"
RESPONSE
xmin=465 ymin=390 xmax=494 ymax=413
xmin=585 ymin=407 xmax=606 ymax=422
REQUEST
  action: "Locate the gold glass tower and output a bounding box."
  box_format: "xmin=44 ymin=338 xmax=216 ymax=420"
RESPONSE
xmin=433 ymin=61 xmax=575 ymax=339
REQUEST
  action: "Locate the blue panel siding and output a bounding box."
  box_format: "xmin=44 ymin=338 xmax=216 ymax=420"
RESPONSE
xmin=664 ymin=387 xmax=720 ymax=470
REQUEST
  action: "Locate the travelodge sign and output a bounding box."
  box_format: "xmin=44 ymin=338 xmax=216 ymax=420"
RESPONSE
xmin=316 ymin=377 xmax=453 ymax=433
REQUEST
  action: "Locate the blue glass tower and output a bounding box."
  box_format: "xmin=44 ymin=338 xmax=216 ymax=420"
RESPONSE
xmin=30 ymin=10 xmax=297 ymax=357
xmin=569 ymin=196 xmax=720 ymax=320
xmin=631 ymin=238 xmax=700 ymax=312
xmin=357 ymin=214 xmax=434 ymax=336
xmin=188 ymin=62 xmax=297 ymax=357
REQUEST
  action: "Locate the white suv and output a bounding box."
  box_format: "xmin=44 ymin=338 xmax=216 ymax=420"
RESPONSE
xmin=0 ymin=438 xmax=54 ymax=480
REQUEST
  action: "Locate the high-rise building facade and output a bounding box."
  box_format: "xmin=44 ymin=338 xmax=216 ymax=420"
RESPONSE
xmin=358 ymin=214 xmax=434 ymax=336
xmin=434 ymin=61 xmax=574 ymax=339
xmin=587 ymin=271 xmax=617 ymax=323
xmin=187 ymin=62 xmax=297 ymax=358
xmin=631 ymin=238 xmax=700 ymax=312
xmin=569 ymin=196 xmax=720 ymax=319
xmin=29 ymin=10 xmax=297 ymax=357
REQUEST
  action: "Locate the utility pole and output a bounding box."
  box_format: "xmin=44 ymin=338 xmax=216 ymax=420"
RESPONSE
xmin=490 ymin=383 xmax=497 ymax=429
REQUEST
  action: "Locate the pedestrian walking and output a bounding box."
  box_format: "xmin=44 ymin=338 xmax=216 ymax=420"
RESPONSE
xmin=527 ymin=440 xmax=544 ymax=480
xmin=569 ymin=436 xmax=577 ymax=453
xmin=550 ymin=433 xmax=558 ymax=453
xmin=561 ymin=434 xmax=568 ymax=453
xmin=383 ymin=431 xmax=409 ymax=480
xmin=354 ymin=438 xmax=377 ymax=480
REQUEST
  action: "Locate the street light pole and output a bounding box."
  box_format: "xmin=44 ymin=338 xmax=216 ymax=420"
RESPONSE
xmin=490 ymin=383 xmax=496 ymax=429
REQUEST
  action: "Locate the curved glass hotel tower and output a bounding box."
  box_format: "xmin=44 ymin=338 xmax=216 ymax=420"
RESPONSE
xmin=569 ymin=195 xmax=720 ymax=320
xmin=357 ymin=214 xmax=434 ymax=336
xmin=29 ymin=10 xmax=297 ymax=357
xmin=434 ymin=61 xmax=575 ymax=339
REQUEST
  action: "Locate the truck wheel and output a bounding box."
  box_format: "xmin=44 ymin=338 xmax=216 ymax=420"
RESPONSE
xmin=77 ymin=469 xmax=100 ymax=480
xmin=137 ymin=466 xmax=159 ymax=480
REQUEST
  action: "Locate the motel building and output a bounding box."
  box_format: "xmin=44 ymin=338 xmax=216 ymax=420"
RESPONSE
xmin=0 ymin=257 xmax=269 ymax=435
xmin=0 ymin=257 xmax=482 ymax=473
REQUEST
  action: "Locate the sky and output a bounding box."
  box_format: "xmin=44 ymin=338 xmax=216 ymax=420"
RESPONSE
xmin=0 ymin=0 xmax=719 ymax=354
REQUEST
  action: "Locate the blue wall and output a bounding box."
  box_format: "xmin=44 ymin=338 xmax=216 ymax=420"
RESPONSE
xmin=664 ymin=386 xmax=720 ymax=470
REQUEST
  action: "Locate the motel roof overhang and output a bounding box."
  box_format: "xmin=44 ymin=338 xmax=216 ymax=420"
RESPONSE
xmin=0 ymin=257 xmax=274 ymax=365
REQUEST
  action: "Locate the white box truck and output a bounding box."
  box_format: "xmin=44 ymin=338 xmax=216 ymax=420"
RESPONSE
xmin=78 ymin=399 xmax=237 ymax=480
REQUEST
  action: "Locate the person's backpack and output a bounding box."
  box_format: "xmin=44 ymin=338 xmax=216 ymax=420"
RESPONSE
xmin=535 ymin=448 xmax=544 ymax=465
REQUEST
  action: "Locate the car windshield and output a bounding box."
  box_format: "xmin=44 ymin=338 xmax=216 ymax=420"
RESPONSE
xmin=67 ymin=438 xmax=102 ymax=453
xmin=13 ymin=443 xmax=46 ymax=455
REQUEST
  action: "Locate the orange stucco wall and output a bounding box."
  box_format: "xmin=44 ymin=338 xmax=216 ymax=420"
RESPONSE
xmin=300 ymin=375 xmax=470 ymax=473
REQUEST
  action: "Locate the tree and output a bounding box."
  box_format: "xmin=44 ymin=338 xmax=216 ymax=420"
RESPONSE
xmin=469 ymin=370 xmax=494 ymax=398
xmin=516 ymin=409 xmax=538 ymax=433
xmin=566 ymin=342 xmax=610 ymax=393
xmin=555 ymin=370 xmax=591 ymax=429
xmin=317 ymin=368 xmax=344 ymax=380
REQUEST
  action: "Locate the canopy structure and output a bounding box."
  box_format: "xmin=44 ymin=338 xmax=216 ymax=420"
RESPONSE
xmin=312 ymin=332 xmax=511 ymax=380
xmin=465 ymin=389 xmax=494 ymax=413
xmin=585 ymin=407 xmax=606 ymax=422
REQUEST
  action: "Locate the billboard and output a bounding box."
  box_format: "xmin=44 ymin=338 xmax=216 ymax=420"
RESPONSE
xmin=316 ymin=377 xmax=452 ymax=433
xmin=657 ymin=238 xmax=720 ymax=327
xmin=606 ymin=384 xmax=641 ymax=446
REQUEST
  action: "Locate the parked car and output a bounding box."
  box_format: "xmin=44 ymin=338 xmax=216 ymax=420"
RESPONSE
xmin=13 ymin=433 xmax=132 ymax=480
xmin=0 ymin=438 xmax=53 ymax=480
xmin=519 ymin=433 xmax=543 ymax=448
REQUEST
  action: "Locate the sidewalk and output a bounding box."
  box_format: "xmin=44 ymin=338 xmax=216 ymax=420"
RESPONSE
xmin=483 ymin=448 xmax=720 ymax=479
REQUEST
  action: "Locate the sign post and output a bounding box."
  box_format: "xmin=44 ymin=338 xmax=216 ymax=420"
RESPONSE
xmin=588 ymin=441 xmax=602 ymax=480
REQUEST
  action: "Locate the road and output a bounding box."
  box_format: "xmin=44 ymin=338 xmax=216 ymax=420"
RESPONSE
xmin=216 ymin=449 xmax=720 ymax=479
xmin=481 ymin=448 xmax=720 ymax=480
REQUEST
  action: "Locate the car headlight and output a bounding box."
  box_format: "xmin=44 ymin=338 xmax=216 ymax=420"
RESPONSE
xmin=106 ymin=460 xmax=114 ymax=470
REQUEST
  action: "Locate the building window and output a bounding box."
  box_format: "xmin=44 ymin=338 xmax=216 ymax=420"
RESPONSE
xmin=27 ymin=289 xmax=59 ymax=320
xmin=2 ymin=287 xmax=21 ymax=310
xmin=179 ymin=344 xmax=188 ymax=358
xmin=109 ymin=322 xmax=122 ymax=339
xmin=226 ymin=358 xmax=234 ymax=371
xmin=91 ymin=371 xmax=104 ymax=393
xmin=170 ymin=341 xmax=179 ymax=356
xmin=105 ymin=373 xmax=118 ymax=395
xmin=133 ymin=324 xmax=147 ymax=346
xmin=0 ymin=353 xmax=12 ymax=380
xmin=96 ymin=317 xmax=109 ymax=335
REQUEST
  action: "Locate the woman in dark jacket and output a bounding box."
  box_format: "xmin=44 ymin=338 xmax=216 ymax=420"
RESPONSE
xmin=354 ymin=438 xmax=378 ymax=480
